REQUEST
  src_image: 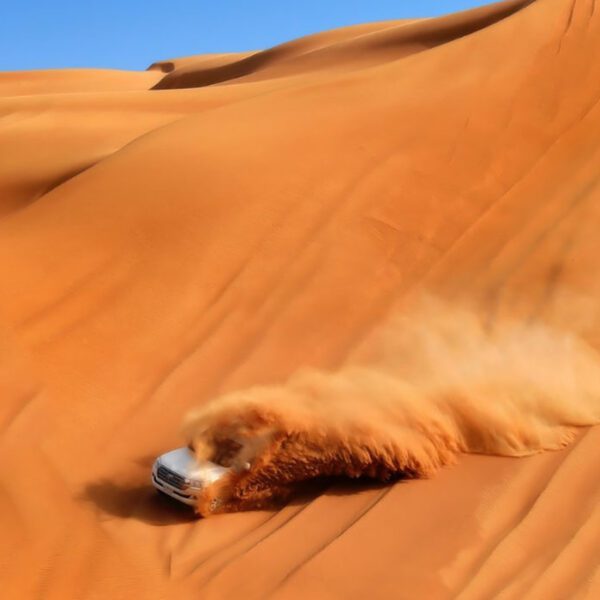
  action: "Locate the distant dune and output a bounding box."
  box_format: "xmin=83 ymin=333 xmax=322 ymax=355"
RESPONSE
xmin=1 ymin=0 xmax=599 ymax=598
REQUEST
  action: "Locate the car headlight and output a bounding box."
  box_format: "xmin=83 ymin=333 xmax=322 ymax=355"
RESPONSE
xmin=188 ymin=480 xmax=203 ymax=489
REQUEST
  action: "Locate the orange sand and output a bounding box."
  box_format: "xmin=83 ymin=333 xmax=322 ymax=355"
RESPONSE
xmin=1 ymin=0 xmax=599 ymax=598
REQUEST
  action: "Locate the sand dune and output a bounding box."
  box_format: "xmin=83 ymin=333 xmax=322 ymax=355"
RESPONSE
xmin=1 ymin=0 xmax=600 ymax=598
xmin=151 ymin=20 xmax=407 ymax=89
xmin=153 ymin=0 xmax=532 ymax=89
xmin=0 ymin=68 xmax=161 ymax=96
xmin=148 ymin=51 xmax=258 ymax=75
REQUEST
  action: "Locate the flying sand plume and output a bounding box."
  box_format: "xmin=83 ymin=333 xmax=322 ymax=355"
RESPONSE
xmin=184 ymin=300 xmax=600 ymax=516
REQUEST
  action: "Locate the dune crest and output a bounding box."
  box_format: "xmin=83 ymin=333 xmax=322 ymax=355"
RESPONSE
xmin=153 ymin=0 xmax=533 ymax=89
xmin=185 ymin=299 xmax=600 ymax=515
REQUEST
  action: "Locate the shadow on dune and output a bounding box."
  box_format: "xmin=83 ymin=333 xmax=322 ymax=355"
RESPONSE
xmin=82 ymin=480 xmax=197 ymax=526
xmin=82 ymin=465 xmax=401 ymax=525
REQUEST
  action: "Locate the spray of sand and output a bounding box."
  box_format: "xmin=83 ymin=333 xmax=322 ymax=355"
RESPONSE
xmin=184 ymin=301 xmax=600 ymax=515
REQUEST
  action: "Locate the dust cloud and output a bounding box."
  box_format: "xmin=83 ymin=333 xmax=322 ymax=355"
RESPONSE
xmin=184 ymin=300 xmax=600 ymax=515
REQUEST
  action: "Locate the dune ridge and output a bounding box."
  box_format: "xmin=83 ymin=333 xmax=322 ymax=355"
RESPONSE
xmin=153 ymin=0 xmax=534 ymax=89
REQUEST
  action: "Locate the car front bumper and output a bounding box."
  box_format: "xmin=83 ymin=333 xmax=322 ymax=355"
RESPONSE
xmin=151 ymin=467 xmax=199 ymax=507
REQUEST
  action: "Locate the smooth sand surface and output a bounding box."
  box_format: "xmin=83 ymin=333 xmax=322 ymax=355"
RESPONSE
xmin=1 ymin=0 xmax=599 ymax=597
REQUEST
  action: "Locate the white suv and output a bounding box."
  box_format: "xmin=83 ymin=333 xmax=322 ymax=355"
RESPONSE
xmin=151 ymin=447 xmax=230 ymax=507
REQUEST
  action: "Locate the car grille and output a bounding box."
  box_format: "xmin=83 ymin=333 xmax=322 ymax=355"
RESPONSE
xmin=156 ymin=465 xmax=187 ymax=490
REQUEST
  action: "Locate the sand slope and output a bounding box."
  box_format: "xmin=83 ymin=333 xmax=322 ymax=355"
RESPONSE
xmin=1 ymin=0 xmax=599 ymax=598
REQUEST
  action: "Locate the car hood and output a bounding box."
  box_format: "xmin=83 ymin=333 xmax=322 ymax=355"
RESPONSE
xmin=157 ymin=447 xmax=229 ymax=483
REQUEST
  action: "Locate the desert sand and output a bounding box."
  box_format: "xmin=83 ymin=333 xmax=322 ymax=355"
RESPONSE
xmin=1 ymin=0 xmax=599 ymax=598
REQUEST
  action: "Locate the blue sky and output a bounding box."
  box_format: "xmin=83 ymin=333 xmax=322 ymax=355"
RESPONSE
xmin=1 ymin=1 xmax=496 ymax=72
